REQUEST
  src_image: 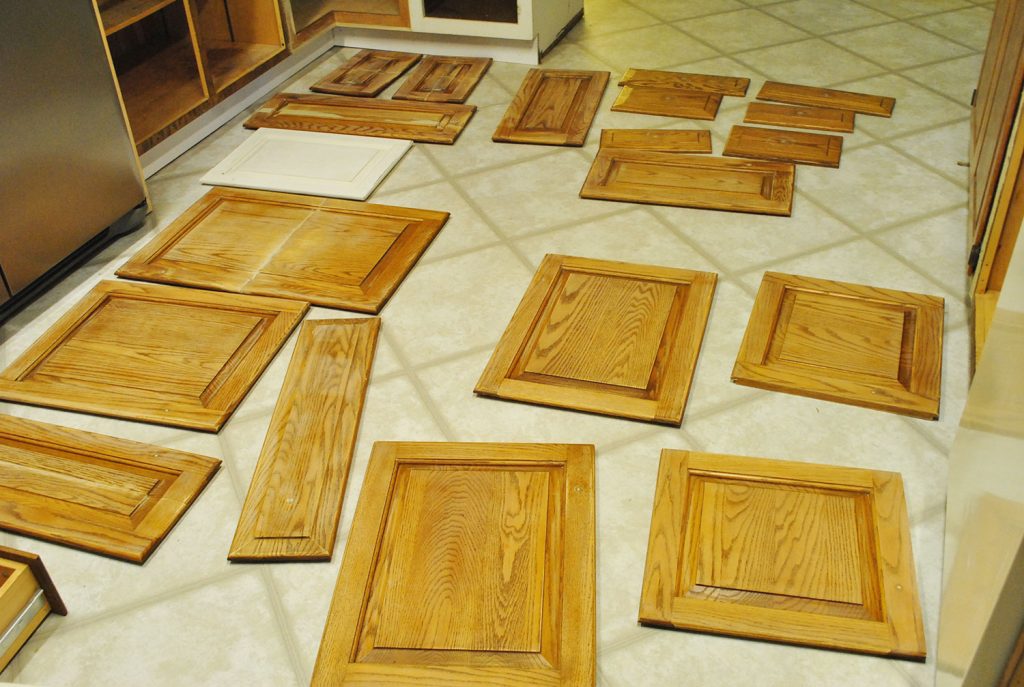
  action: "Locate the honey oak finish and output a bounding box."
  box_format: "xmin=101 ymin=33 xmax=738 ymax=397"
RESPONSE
xmin=244 ymin=93 xmax=476 ymax=144
xmin=393 ymin=55 xmax=492 ymax=103
xmin=581 ymin=149 xmax=795 ymax=216
xmin=732 ymin=272 xmax=944 ymax=419
xmin=611 ymin=86 xmax=721 ymax=120
xmin=311 ymin=49 xmax=421 ymax=97
xmin=0 ymin=280 xmax=306 ymax=431
xmin=0 ymin=546 xmax=65 ymax=672
xmin=117 ymin=187 xmax=448 ymax=313
xmin=757 ymin=81 xmax=895 ymax=117
xmin=724 ymin=125 xmax=843 ymax=168
xmin=599 ymin=129 xmax=712 ymax=154
xmin=0 ymin=414 xmax=220 ymax=563
xmin=744 ymin=102 xmax=855 ymax=133
xmin=476 ymin=255 xmax=717 ymax=425
xmin=493 ymin=69 xmax=609 ymax=146
xmin=311 ymin=441 xmax=596 ymax=687
xmin=618 ymin=68 xmax=749 ymax=97
xmin=639 ymin=450 xmax=926 ymax=660
xmin=229 ymin=318 xmax=379 ymax=561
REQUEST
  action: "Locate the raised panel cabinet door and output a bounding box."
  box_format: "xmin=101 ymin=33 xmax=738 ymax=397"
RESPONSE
xmin=581 ymin=149 xmax=795 ymax=216
xmin=476 ymin=254 xmax=717 ymax=425
xmin=0 ymin=280 xmax=307 ymax=431
xmin=0 ymin=414 xmax=220 ymax=563
xmin=244 ymin=93 xmax=476 ymax=144
xmin=493 ymin=69 xmax=609 ymax=146
xmin=312 ymin=442 xmax=596 ymax=687
xmin=732 ymin=272 xmax=944 ymax=419
xmin=117 ymin=187 xmax=448 ymax=313
xmin=392 ymin=55 xmax=492 ymax=103
xmin=743 ymin=102 xmax=856 ymax=133
xmin=618 ymin=68 xmax=750 ymax=97
xmin=757 ymin=81 xmax=896 ymax=117
xmin=599 ymin=129 xmax=712 ymax=153
xmin=723 ymin=125 xmax=843 ymax=168
xmin=611 ymin=86 xmax=721 ymax=120
xmin=229 ymin=318 xmax=379 ymax=561
xmin=640 ymin=449 xmax=926 ymax=659
xmin=311 ymin=49 xmax=421 ymax=97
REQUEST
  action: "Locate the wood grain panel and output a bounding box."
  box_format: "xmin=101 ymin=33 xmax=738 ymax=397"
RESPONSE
xmin=639 ymin=449 xmax=926 ymax=659
xmin=118 ymin=187 xmax=448 ymax=314
xmin=493 ymin=69 xmax=609 ymax=146
xmin=757 ymin=81 xmax=895 ymax=117
xmin=600 ymin=129 xmax=712 ymax=153
xmin=732 ymin=272 xmax=944 ymax=419
xmin=393 ymin=55 xmax=492 ymax=103
xmin=611 ymin=86 xmax=721 ymax=120
xmin=581 ymin=149 xmax=795 ymax=216
xmin=244 ymin=93 xmax=476 ymax=144
xmin=312 ymin=442 xmax=595 ymax=686
xmin=311 ymin=49 xmax=421 ymax=97
xmin=724 ymin=125 xmax=843 ymax=168
xmin=229 ymin=318 xmax=379 ymax=561
xmin=0 ymin=414 xmax=220 ymax=563
xmin=744 ymin=102 xmax=855 ymax=133
xmin=476 ymin=255 xmax=717 ymax=425
xmin=0 ymin=281 xmax=306 ymax=431
xmin=618 ymin=68 xmax=750 ymax=97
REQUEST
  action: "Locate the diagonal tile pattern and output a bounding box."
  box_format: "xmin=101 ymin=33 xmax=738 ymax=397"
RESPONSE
xmin=0 ymin=0 xmax=991 ymax=684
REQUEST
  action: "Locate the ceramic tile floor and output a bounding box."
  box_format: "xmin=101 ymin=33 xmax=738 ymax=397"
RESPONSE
xmin=0 ymin=0 xmax=992 ymax=684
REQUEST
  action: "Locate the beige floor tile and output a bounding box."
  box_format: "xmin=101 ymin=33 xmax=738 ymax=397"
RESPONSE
xmin=903 ymin=54 xmax=984 ymax=107
xmin=838 ymin=73 xmax=970 ymax=139
xmin=911 ymin=6 xmax=995 ymax=50
xmin=676 ymin=9 xmax=811 ymax=54
xmin=581 ymin=24 xmax=719 ymax=72
xmin=539 ymin=41 xmax=618 ymax=72
xmin=889 ymin=119 xmax=970 ymax=186
xmin=875 ymin=207 xmax=970 ymax=294
xmin=853 ymin=0 xmax=973 ymax=19
xmin=565 ymin=0 xmax=660 ymax=39
xmin=736 ymin=38 xmax=886 ymax=85
xmin=762 ymin=0 xmax=892 ymax=35
xmin=829 ymin=22 xmax=973 ymax=69
xmin=371 ymin=145 xmax=446 ymax=194
xmin=635 ymin=0 xmax=744 ymax=22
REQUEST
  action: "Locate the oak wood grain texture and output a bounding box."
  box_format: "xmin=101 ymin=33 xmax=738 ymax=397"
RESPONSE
xmin=611 ymin=86 xmax=721 ymax=120
xmin=0 ymin=280 xmax=307 ymax=431
xmin=0 ymin=546 xmax=65 ymax=615
xmin=618 ymin=68 xmax=750 ymax=97
xmin=723 ymin=125 xmax=843 ymax=168
xmin=639 ymin=449 xmax=926 ymax=660
xmin=757 ymin=81 xmax=895 ymax=117
xmin=599 ymin=129 xmax=712 ymax=153
xmin=0 ymin=414 xmax=220 ymax=563
xmin=117 ymin=187 xmax=448 ymax=314
xmin=744 ymin=102 xmax=855 ymax=133
xmin=393 ymin=55 xmax=492 ymax=103
xmin=311 ymin=442 xmax=596 ymax=686
xmin=580 ymin=149 xmax=795 ymax=216
xmin=229 ymin=318 xmax=379 ymax=561
xmin=475 ymin=255 xmax=716 ymax=425
xmin=311 ymin=49 xmax=421 ymax=97
xmin=493 ymin=69 xmax=609 ymax=146
xmin=732 ymin=272 xmax=944 ymax=419
xmin=244 ymin=93 xmax=476 ymax=144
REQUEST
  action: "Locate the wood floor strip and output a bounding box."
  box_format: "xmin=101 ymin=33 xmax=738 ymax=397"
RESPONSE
xmin=244 ymin=93 xmax=476 ymax=144
xmin=0 ymin=280 xmax=307 ymax=432
xmin=757 ymin=81 xmax=896 ymax=117
xmin=744 ymin=102 xmax=856 ymax=133
xmin=311 ymin=49 xmax=421 ymax=97
xmin=393 ymin=55 xmax=492 ymax=103
xmin=724 ymin=125 xmax=844 ymax=168
xmin=312 ymin=441 xmax=596 ymax=686
xmin=611 ymin=86 xmax=721 ymax=120
xmin=117 ymin=187 xmax=448 ymax=314
xmin=493 ymin=68 xmax=609 ymax=146
xmin=229 ymin=318 xmax=379 ymax=562
xmin=581 ymin=149 xmax=795 ymax=216
xmin=0 ymin=414 xmax=220 ymax=563
xmin=600 ymin=129 xmax=712 ymax=153
xmin=618 ymin=68 xmax=750 ymax=96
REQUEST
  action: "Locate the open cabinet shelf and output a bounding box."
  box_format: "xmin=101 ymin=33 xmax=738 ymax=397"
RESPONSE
xmin=291 ymin=0 xmax=409 ymax=33
xmin=98 ymin=0 xmax=178 ymax=35
xmin=195 ymin=0 xmax=286 ymax=93
xmin=118 ymin=38 xmax=208 ymax=143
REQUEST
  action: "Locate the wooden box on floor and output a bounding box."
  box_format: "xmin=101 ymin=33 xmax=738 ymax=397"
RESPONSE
xmin=0 ymin=546 xmax=66 ymax=672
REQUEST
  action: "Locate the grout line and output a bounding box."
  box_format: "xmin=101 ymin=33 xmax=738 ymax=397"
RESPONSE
xmin=258 ymin=568 xmax=311 ymax=686
xmin=378 ymin=327 xmax=458 ymax=442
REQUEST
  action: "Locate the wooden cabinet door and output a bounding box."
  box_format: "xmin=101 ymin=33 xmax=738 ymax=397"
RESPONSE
xmin=757 ymin=81 xmax=895 ymax=117
xmin=392 ymin=55 xmax=493 ymax=103
xmin=611 ymin=86 xmax=721 ymax=120
xmin=723 ymin=125 xmax=843 ymax=168
xmin=493 ymin=69 xmax=609 ymax=146
xmin=311 ymin=49 xmax=421 ymax=97
xmin=312 ymin=442 xmax=596 ymax=687
xmin=618 ymin=68 xmax=749 ymax=96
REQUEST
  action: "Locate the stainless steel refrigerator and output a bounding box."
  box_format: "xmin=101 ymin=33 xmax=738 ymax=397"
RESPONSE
xmin=0 ymin=1 xmax=147 ymax=320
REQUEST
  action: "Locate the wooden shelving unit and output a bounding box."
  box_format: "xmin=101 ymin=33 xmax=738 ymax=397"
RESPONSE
xmin=195 ymin=0 xmax=286 ymax=94
xmin=290 ymin=0 xmax=409 ymax=33
xmin=99 ymin=0 xmax=178 ymax=35
xmin=118 ymin=39 xmax=207 ymax=143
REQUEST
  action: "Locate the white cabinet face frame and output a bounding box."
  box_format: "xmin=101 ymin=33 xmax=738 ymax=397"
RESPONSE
xmin=408 ymin=1 xmax=534 ymax=40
